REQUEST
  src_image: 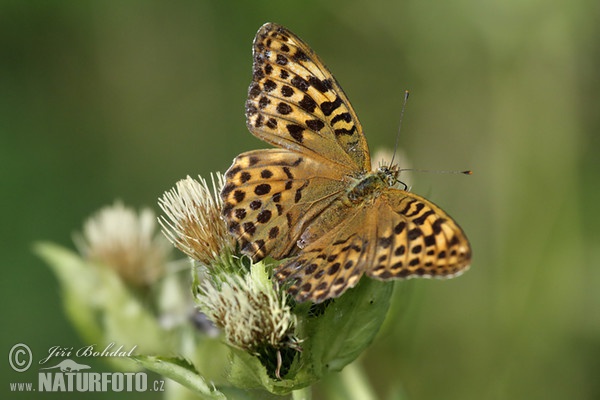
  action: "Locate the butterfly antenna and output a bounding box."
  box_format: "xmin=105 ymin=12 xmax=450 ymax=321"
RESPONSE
xmin=389 ymin=90 xmax=410 ymax=167
xmin=399 ymin=168 xmax=473 ymax=175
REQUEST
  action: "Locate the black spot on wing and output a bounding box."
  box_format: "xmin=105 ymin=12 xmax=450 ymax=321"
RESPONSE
xmin=308 ymin=76 xmax=332 ymax=93
xmin=294 ymin=50 xmax=309 ymax=62
xmin=277 ymin=102 xmax=292 ymax=115
xmin=331 ymin=112 xmax=352 ymax=124
xmin=263 ymin=79 xmax=277 ymax=92
xmin=276 ymin=54 xmax=288 ymax=65
xmin=291 ymin=76 xmax=310 ymax=92
xmin=298 ymin=95 xmax=317 ymax=113
xmin=287 ymin=124 xmax=304 ymax=143
xmin=306 ymin=119 xmax=325 ymax=131
xmin=321 ymin=96 xmax=343 ymax=116
xmin=334 ymin=126 xmax=357 ymax=136
xmin=281 ymin=85 xmax=294 ymax=97
xmin=254 ymin=184 xmax=271 ymax=195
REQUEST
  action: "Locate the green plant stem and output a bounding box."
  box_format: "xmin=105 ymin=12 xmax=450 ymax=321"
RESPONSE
xmin=323 ymin=361 xmax=378 ymax=400
xmin=342 ymin=362 xmax=378 ymax=400
xmin=291 ymin=386 xmax=312 ymax=400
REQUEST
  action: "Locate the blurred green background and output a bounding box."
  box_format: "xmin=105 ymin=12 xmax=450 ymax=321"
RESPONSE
xmin=2 ymin=0 xmax=598 ymax=399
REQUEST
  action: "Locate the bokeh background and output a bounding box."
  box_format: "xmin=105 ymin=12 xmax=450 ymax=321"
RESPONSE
xmin=2 ymin=1 xmax=598 ymax=399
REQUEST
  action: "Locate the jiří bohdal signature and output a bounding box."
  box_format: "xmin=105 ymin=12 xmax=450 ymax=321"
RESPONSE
xmin=38 ymin=343 xmax=137 ymax=365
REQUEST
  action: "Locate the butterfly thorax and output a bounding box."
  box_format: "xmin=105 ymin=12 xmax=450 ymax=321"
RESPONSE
xmin=346 ymin=166 xmax=399 ymax=204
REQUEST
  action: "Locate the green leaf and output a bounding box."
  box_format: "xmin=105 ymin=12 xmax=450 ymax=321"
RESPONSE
xmin=34 ymin=242 xmax=106 ymax=344
xmin=228 ymin=348 xmax=313 ymax=396
xmin=301 ymin=277 xmax=394 ymax=375
xmin=133 ymin=355 xmax=227 ymax=399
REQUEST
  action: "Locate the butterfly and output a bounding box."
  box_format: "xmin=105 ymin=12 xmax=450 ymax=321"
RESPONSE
xmin=221 ymin=23 xmax=471 ymax=303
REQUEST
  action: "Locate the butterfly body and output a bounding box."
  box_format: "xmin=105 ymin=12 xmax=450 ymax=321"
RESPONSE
xmin=222 ymin=23 xmax=471 ymax=303
xmin=345 ymin=168 xmax=396 ymax=204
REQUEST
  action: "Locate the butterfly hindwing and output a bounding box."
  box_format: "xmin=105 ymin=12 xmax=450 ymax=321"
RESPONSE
xmin=367 ymin=190 xmax=471 ymax=281
xmin=222 ymin=149 xmax=347 ymax=260
xmin=274 ymin=190 xmax=471 ymax=303
xmin=274 ymin=206 xmax=373 ymax=303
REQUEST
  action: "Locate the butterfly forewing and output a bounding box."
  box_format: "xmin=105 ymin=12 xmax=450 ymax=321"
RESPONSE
xmin=222 ymin=23 xmax=472 ymax=303
xmin=246 ymin=23 xmax=371 ymax=171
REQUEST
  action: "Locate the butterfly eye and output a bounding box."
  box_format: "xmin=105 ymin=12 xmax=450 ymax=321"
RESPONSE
xmin=377 ymin=166 xmax=399 ymax=187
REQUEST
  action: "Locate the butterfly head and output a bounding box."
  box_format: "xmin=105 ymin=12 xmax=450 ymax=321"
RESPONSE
xmin=377 ymin=164 xmax=407 ymax=190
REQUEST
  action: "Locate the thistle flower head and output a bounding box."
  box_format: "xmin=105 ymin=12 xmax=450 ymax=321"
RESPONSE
xmin=158 ymin=173 xmax=234 ymax=265
xmin=75 ymin=201 xmax=169 ymax=288
xmin=196 ymin=266 xmax=300 ymax=354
